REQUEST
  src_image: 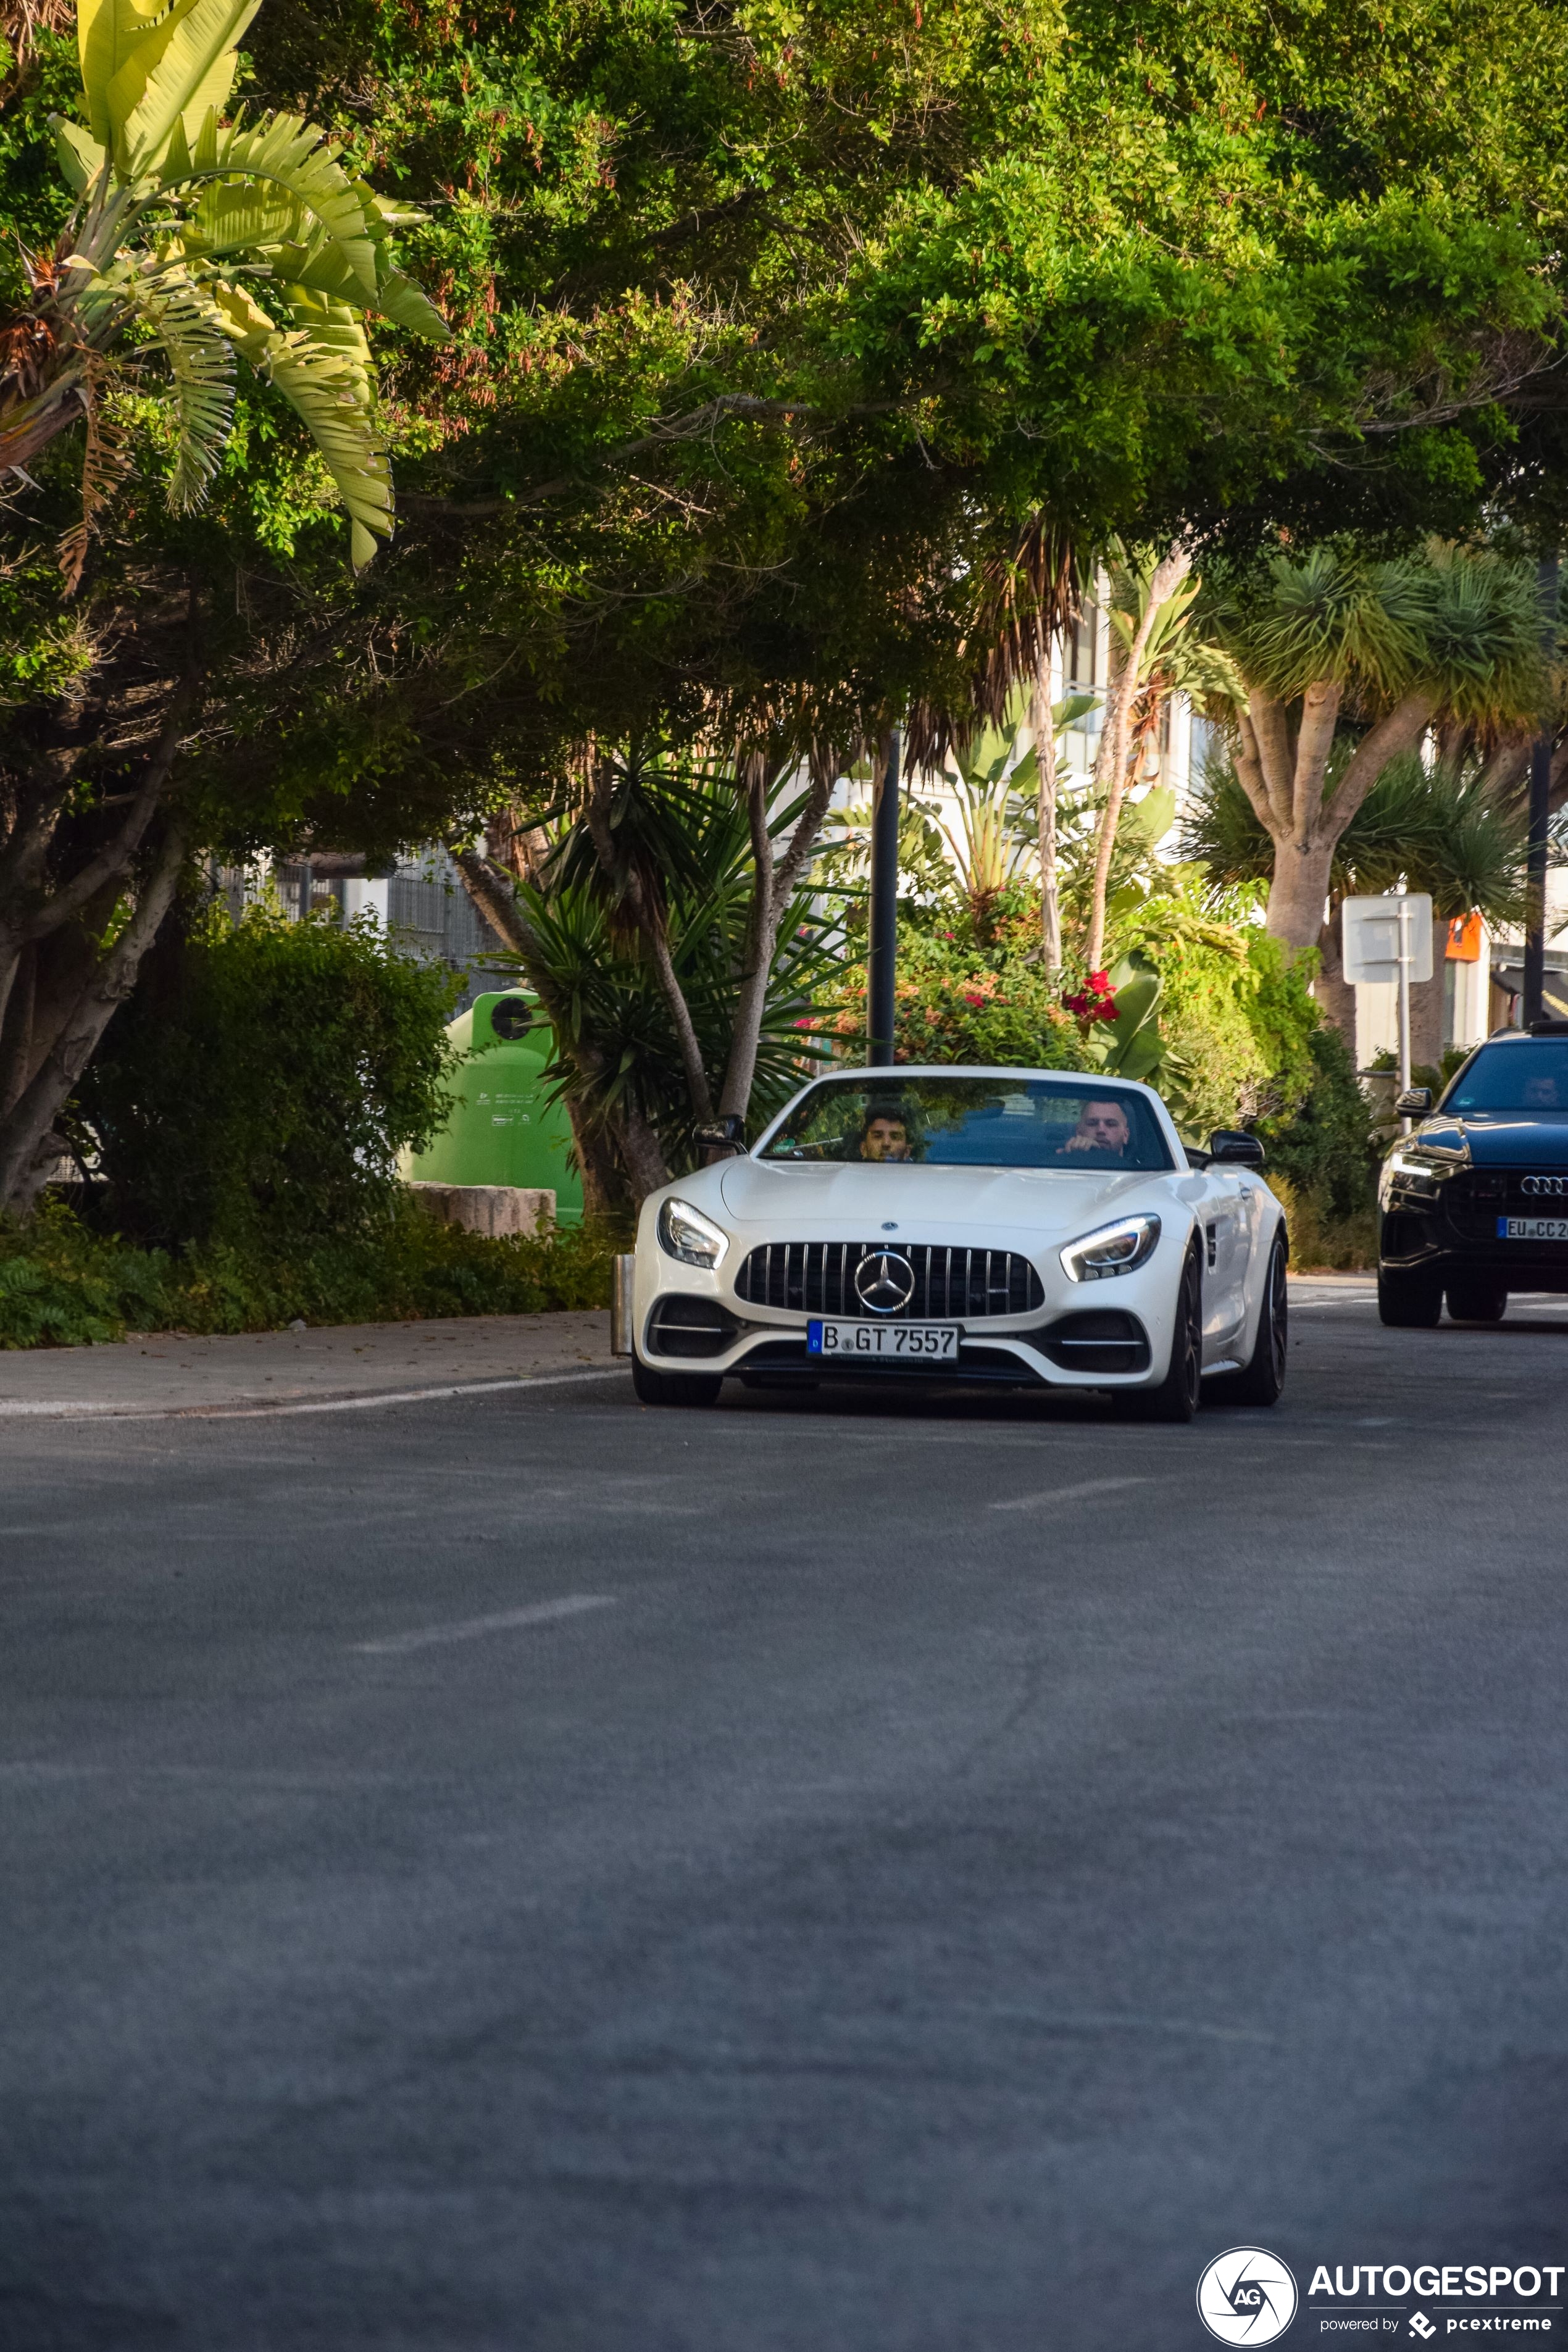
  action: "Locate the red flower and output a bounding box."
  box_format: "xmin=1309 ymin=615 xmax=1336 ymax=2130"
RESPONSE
xmin=962 ymin=988 xmax=985 ymax=1007
xmin=1088 ymin=970 xmax=1110 ymax=993
xmin=1098 ymin=1003 xmax=1119 ymax=1022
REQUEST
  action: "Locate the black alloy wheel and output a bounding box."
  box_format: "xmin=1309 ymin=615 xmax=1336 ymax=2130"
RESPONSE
xmin=1123 ymin=1241 xmax=1203 ymax=1423
xmin=1377 ymin=1264 xmax=1443 ymax=1328
xmin=1445 ymin=1276 xmax=1508 ymax=1324
xmin=632 ymin=1357 xmax=723 ymax=1407
xmin=1214 ymin=1229 xmax=1288 ymax=1407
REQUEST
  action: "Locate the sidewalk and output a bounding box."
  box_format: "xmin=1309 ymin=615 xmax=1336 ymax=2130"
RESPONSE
xmin=0 ymin=1311 xmax=619 ymax=1420
xmin=0 ymin=1277 xmax=1369 ymax=1421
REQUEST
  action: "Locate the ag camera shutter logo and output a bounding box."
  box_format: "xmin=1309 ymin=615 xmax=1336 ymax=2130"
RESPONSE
xmin=1197 ymin=2248 xmax=1299 ymax=2344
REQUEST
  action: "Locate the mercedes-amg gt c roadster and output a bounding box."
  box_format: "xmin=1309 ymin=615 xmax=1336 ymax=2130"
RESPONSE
xmin=624 ymin=1067 xmax=1288 ymax=1423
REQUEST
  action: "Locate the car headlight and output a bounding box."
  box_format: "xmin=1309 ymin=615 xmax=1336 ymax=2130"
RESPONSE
xmin=1383 ymin=1151 xmax=1442 ymax=1198
xmin=1060 ymin=1212 xmax=1161 ymax=1283
xmin=657 ymin=1196 xmax=730 ymax=1269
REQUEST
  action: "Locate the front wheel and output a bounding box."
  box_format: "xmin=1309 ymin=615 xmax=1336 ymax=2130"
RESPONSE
xmin=1214 ymin=1230 xmax=1288 ymax=1407
xmin=1122 ymin=1242 xmax=1202 ymax=1424
xmin=1377 ymin=1264 xmax=1443 ymax=1328
xmin=632 ymin=1357 xmax=723 ymax=1407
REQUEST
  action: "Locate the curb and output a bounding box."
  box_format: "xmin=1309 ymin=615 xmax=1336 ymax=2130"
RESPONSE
xmin=0 ymin=1366 xmax=625 ymax=1424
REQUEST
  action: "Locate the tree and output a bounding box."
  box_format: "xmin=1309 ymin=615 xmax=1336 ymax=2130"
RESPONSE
xmin=0 ymin=0 xmax=446 ymax=575
xmin=1183 ymin=744 xmax=1530 ymax=1061
xmin=452 ymin=761 xmax=840 ymax=1195
xmin=0 ymin=0 xmax=444 ymax=1216
xmin=1203 ymin=544 xmax=1545 ymax=957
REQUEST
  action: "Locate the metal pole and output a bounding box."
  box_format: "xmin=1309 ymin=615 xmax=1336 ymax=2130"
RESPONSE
xmin=867 ymin=728 xmax=900 ymax=1066
xmin=1398 ymin=890 xmax=1412 ymax=1134
xmin=1523 ymin=554 xmax=1559 ymax=1028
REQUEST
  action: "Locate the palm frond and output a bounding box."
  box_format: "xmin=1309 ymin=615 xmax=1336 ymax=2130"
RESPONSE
xmin=138 ymin=271 xmax=236 ymax=507
xmin=106 ymin=0 xmax=261 ymax=173
xmin=58 ymin=349 xmax=133 ymax=590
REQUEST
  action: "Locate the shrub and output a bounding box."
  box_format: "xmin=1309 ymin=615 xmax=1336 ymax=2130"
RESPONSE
xmin=816 ymin=899 xmax=1091 ymax=1069
xmin=77 ymin=898 xmax=459 ymax=1248
xmin=1259 ymin=1025 xmax=1382 ymax=1220
xmin=0 ymin=1198 xmax=616 ymax=1349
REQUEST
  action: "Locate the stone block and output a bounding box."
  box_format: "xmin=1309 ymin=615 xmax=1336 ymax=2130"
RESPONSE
xmin=406 ymin=1182 xmax=555 ymax=1239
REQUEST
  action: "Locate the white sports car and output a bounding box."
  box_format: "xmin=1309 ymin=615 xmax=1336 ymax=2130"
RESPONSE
xmin=624 ymin=1067 xmax=1288 ymax=1422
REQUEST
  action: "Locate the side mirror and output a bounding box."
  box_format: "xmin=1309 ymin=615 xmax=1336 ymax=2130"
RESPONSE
xmin=695 ymin=1114 xmax=746 ymax=1151
xmin=1395 ymin=1086 xmax=1433 ymax=1117
xmin=1209 ymin=1129 xmax=1266 ymax=1168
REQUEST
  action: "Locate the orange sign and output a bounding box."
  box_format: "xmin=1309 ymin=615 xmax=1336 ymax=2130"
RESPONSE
xmin=1446 ymin=912 xmax=1482 ymax=962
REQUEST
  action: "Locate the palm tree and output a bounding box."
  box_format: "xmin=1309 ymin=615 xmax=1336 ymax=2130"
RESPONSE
xmin=0 ymin=0 xmax=446 ymax=580
xmin=1203 ymin=543 xmax=1544 ymax=956
xmin=1081 ymin=546 xmax=1245 ymax=973
xmin=1182 ymin=748 xmax=1528 ymax=1059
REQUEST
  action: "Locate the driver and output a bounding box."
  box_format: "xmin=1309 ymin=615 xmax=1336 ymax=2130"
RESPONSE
xmin=1062 ymin=1097 xmax=1132 ymax=1157
xmin=857 ymin=1105 xmax=914 ymax=1162
xmin=1522 ymin=1070 xmax=1566 ymax=1109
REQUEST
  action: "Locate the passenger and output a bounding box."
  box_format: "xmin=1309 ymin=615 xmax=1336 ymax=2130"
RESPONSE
xmin=1522 ymin=1070 xmax=1566 ymax=1109
xmin=858 ymin=1107 xmax=913 ymax=1162
xmin=1061 ymin=1098 xmax=1132 ymax=1158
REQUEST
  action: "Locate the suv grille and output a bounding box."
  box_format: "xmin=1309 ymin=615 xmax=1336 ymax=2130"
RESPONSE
xmin=1448 ymin=1170 xmax=1568 ymax=1241
xmin=734 ymin=1241 xmax=1044 ymax=1320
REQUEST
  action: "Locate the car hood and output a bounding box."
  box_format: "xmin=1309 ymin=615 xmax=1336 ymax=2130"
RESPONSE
xmin=717 ymin=1154 xmax=1172 ymax=1238
xmin=1414 ymin=1115 xmax=1568 ymax=1166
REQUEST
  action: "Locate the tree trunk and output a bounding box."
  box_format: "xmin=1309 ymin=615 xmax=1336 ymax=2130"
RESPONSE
xmin=1085 ymin=543 xmax=1191 ymax=973
xmin=0 ymin=820 xmax=190 ymax=1216
xmin=1408 ymin=912 xmax=1448 ymax=1076
xmin=718 ymin=748 xmax=837 ymax=1122
xmin=1030 ymin=647 xmax=1062 ymax=969
xmin=1314 ymin=907 xmax=1358 ymax=1061
xmin=1265 ymin=835 xmax=1338 ymax=956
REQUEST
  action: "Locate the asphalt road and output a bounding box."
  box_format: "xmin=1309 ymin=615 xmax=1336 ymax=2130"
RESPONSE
xmin=4 ymin=1287 xmax=1567 ymax=2351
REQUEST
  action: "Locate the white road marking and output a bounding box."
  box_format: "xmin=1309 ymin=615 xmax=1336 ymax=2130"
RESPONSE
xmin=354 ymin=1593 xmax=614 ymax=1656
xmin=991 ymin=1475 xmax=1149 ymax=1512
xmin=0 ymin=1367 xmax=624 ymax=1422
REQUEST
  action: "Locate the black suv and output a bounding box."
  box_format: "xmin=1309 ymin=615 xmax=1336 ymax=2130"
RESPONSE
xmin=1378 ymin=1027 xmax=1568 ymax=1326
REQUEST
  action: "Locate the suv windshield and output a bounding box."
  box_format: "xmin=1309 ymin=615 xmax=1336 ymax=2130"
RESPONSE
xmin=759 ymin=1077 xmax=1174 ymax=1172
xmin=1443 ymin=1042 xmax=1568 ymax=1116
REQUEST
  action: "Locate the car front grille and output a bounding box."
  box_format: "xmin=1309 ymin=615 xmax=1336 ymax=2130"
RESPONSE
xmin=733 ymin=1241 xmax=1044 ymax=1320
xmin=1446 ymin=1170 xmax=1568 ymax=1241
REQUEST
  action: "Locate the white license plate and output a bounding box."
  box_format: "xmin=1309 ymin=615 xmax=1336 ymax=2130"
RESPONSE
xmin=1498 ymin=1216 xmax=1568 ymax=1241
xmin=807 ymin=1318 xmax=959 ymax=1361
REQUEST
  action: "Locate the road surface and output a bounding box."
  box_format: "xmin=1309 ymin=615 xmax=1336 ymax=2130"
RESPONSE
xmin=3 ymin=1283 xmax=1566 ymax=2348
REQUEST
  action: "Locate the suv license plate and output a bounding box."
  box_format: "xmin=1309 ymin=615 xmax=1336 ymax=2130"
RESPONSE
xmin=1498 ymin=1215 xmax=1568 ymax=1241
xmin=807 ymin=1319 xmax=959 ymax=1361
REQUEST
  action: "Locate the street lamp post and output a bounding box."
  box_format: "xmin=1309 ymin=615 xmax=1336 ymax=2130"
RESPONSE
xmin=1522 ymin=554 xmax=1559 ymax=1028
xmin=867 ymin=729 xmax=900 ymax=1067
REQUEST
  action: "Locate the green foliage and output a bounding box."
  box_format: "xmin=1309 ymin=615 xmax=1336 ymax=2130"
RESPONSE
xmin=1183 ymin=746 xmax=1530 ymax=922
xmin=818 ymin=895 xmax=1091 ymax=1071
xmin=498 ymin=769 xmax=839 ymax=1161
xmin=0 ymin=1195 xmax=614 ymax=1348
xmin=76 ymin=896 xmax=461 ymax=1246
xmin=1259 ymin=1025 xmax=1382 ymax=1224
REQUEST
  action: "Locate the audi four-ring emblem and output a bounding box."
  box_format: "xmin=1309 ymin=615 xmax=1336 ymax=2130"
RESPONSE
xmin=1522 ymin=1174 xmax=1568 ymax=1196
xmin=854 ymin=1249 xmax=916 ymax=1314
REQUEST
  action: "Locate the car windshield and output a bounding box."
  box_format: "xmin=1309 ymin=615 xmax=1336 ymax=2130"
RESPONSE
xmin=759 ymin=1077 xmax=1174 ymax=1171
xmin=1443 ymin=1042 xmax=1568 ymax=1116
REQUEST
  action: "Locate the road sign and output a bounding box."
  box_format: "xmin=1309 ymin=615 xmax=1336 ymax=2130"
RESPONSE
xmin=1342 ymin=894 xmax=1433 ymax=986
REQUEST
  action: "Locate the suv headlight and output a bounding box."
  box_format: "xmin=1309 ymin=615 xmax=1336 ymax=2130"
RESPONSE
xmin=657 ymin=1196 xmax=729 ymax=1269
xmin=1060 ymin=1212 xmax=1161 ymax=1283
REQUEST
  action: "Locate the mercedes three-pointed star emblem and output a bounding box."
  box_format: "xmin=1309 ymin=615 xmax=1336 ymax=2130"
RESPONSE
xmin=854 ymin=1248 xmax=915 ymax=1315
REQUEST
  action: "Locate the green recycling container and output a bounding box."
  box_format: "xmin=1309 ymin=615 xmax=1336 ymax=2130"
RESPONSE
xmin=402 ymin=991 xmax=584 ymax=1225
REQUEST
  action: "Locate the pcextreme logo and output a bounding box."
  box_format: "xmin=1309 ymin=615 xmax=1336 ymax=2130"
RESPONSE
xmin=1198 ymin=2249 xmax=1300 ymax=2345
